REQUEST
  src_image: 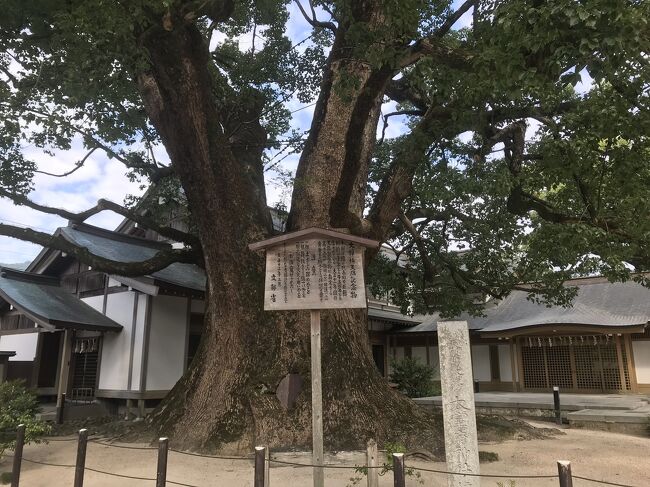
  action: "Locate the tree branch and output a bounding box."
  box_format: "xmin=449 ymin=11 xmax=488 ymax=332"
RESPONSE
xmin=0 ymin=223 xmax=201 ymax=276
xmin=293 ymin=0 xmax=337 ymax=32
xmin=393 ymin=0 xmax=476 ymax=70
xmin=398 ymin=38 xmax=473 ymax=70
xmin=379 ymin=109 xmax=425 ymax=144
xmin=506 ymin=185 xmax=631 ymax=239
xmin=405 ymin=207 xmax=482 ymax=224
xmin=33 ymin=147 xmax=98 ymax=178
xmin=398 ymin=212 xmax=438 ymax=282
xmin=23 ymin=108 xmax=173 ymax=183
xmin=572 ymin=173 xmax=597 ymax=220
xmin=435 ymin=0 xmax=476 ymax=37
xmin=0 ymin=190 xmax=201 ymax=247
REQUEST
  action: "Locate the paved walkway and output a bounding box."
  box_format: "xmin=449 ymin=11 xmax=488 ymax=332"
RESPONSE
xmin=414 ymin=392 xmax=650 ymax=433
xmin=415 ymin=391 xmax=650 ymax=411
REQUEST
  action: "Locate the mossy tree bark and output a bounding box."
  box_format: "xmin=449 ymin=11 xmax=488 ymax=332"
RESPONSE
xmin=138 ymin=5 xmax=440 ymax=453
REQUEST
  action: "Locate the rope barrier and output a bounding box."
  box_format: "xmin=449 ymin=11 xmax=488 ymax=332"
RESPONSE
xmin=410 ymin=465 xmax=558 ymax=479
xmin=4 ymin=453 xmax=202 ymax=487
xmin=5 ymin=436 xmax=642 ymax=487
xmin=572 ymin=476 xmax=638 ymax=487
xmin=45 ymin=437 xmax=87 ymax=442
xmin=81 ymin=466 xmax=156 ymax=482
xmin=267 ymin=457 xmax=641 ymax=486
xmin=268 ymin=457 xmax=561 ymax=479
xmin=90 ymin=439 xmax=157 ymax=450
xmin=89 ymin=439 xmax=256 ymax=460
xmin=169 ymin=448 xmax=255 ymax=461
xmin=166 ymin=481 xmax=203 ymax=487
xmin=18 ymin=456 xmax=75 ymax=469
xmin=268 ymin=457 xmax=383 ymax=469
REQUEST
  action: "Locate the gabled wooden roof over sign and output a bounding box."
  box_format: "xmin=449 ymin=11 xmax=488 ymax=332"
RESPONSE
xmin=249 ymin=227 xmax=380 ymax=251
xmin=250 ymin=227 xmax=378 ymax=311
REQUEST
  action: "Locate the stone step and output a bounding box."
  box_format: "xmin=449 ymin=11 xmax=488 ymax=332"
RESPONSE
xmin=567 ymin=408 xmax=650 ymax=424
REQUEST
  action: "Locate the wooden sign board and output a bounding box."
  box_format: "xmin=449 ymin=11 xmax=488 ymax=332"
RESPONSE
xmin=263 ymin=237 xmax=367 ymax=310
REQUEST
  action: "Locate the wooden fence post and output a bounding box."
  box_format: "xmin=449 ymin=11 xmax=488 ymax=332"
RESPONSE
xmin=73 ymin=429 xmax=88 ymax=487
xmin=10 ymin=424 xmax=25 ymax=487
xmin=557 ymin=460 xmax=573 ymax=487
xmin=392 ymin=453 xmax=405 ymax=487
xmin=156 ymin=437 xmax=169 ymax=487
xmin=366 ymin=439 xmax=378 ymax=487
xmin=265 ymin=447 xmax=270 ymax=487
xmin=254 ymin=446 xmax=267 ymax=487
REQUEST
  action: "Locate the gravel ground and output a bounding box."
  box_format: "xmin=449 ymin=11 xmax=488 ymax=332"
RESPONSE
xmin=1 ymin=422 xmax=648 ymax=486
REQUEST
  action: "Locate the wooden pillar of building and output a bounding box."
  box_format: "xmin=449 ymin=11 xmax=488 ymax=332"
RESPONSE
xmin=624 ymin=335 xmax=638 ymax=392
xmin=568 ymin=342 xmax=578 ymax=390
xmin=614 ymin=335 xmax=627 ymax=392
xmin=516 ymin=338 xmax=525 ymax=391
xmin=31 ymin=332 xmax=45 ymax=389
xmin=509 ymin=339 xmax=518 ymax=392
xmin=137 ymin=399 xmax=146 ymax=419
xmin=56 ymin=329 xmax=73 ymax=420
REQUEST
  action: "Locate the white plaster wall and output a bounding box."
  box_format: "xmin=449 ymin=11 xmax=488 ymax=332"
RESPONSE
xmin=145 ymin=295 xmax=187 ymax=391
xmin=632 ymin=341 xmax=650 ymax=384
xmin=471 ymin=345 xmax=491 ymax=382
xmin=96 ymin=292 xmax=135 ymax=391
xmin=130 ymin=294 xmax=148 ymax=391
xmin=107 ymin=277 xmax=122 ymax=287
xmin=498 ymin=344 xmax=512 ymax=382
xmin=82 ymin=295 xmax=104 ymax=312
xmin=0 ymin=334 xmax=38 ymax=361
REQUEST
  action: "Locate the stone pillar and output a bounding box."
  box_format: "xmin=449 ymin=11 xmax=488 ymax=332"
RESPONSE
xmin=437 ymin=321 xmax=480 ymax=487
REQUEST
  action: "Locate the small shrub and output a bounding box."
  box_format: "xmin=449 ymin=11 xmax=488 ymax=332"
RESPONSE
xmin=347 ymin=442 xmax=423 ymax=487
xmin=0 ymin=381 xmax=50 ymax=456
xmin=389 ymin=358 xmax=438 ymax=398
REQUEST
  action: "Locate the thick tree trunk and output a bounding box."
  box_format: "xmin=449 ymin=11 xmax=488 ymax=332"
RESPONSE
xmin=137 ymin=14 xmax=441 ymax=453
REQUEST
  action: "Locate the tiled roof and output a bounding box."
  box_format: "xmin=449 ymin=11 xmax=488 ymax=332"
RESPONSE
xmin=367 ymin=306 xmax=422 ymax=325
xmin=396 ymin=280 xmax=650 ymax=334
xmin=60 ymin=224 xmax=206 ymax=292
xmin=0 ymin=268 xmax=122 ymax=332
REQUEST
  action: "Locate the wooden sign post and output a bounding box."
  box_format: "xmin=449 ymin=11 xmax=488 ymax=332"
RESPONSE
xmin=250 ymin=228 xmax=379 ymax=487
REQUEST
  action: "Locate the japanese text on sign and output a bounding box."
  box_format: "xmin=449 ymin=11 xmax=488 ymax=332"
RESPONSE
xmin=264 ymin=238 xmax=367 ymax=310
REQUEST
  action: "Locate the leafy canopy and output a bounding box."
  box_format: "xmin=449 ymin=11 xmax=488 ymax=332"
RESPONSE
xmin=0 ymin=0 xmax=649 ymax=316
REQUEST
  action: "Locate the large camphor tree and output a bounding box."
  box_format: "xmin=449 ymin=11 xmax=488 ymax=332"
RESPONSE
xmin=1 ymin=0 xmax=648 ymax=451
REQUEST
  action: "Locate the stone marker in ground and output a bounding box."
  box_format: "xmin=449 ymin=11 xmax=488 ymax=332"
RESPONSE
xmin=437 ymin=320 xmax=480 ymax=487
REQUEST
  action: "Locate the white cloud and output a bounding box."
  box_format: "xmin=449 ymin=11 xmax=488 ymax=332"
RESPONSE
xmin=0 ymin=142 xmax=145 ymax=264
xmin=454 ymin=9 xmax=473 ymax=29
xmin=377 ymin=101 xmax=410 ymax=140
xmin=575 ymin=68 xmax=594 ymax=95
xmin=525 ymin=117 xmax=542 ymax=140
